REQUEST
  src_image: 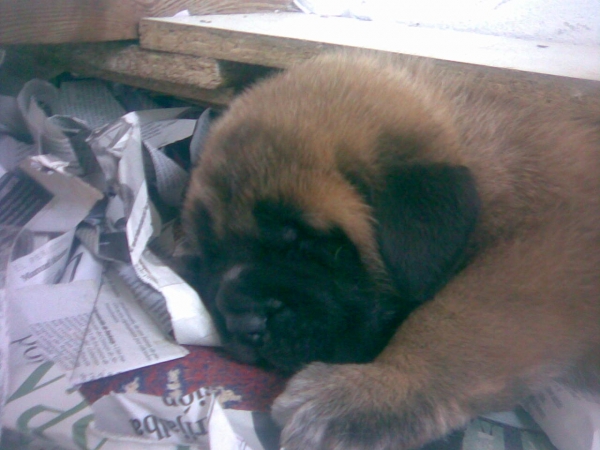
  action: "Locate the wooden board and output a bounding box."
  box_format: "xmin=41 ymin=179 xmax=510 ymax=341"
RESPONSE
xmin=72 ymin=70 xmax=236 ymax=107
xmin=140 ymin=13 xmax=600 ymax=82
xmin=52 ymin=42 xmax=241 ymax=105
xmin=51 ymin=42 xmax=247 ymax=89
xmin=0 ymin=0 xmax=296 ymax=44
xmin=1 ymin=43 xmax=242 ymax=105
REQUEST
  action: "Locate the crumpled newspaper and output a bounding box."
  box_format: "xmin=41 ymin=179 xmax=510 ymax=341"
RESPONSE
xmin=0 ymin=70 xmax=269 ymax=450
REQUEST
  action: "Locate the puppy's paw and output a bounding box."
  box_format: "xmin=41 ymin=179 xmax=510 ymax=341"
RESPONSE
xmin=272 ymin=362 xmax=470 ymax=450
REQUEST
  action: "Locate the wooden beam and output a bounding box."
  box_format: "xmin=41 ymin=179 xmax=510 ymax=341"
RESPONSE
xmin=140 ymin=13 xmax=600 ymax=82
xmin=0 ymin=0 xmax=296 ymax=44
xmin=52 ymin=42 xmax=240 ymax=105
xmin=52 ymin=42 xmax=246 ymax=89
xmin=8 ymin=42 xmax=277 ymax=105
xmin=73 ymin=71 xmax=236 ymax=107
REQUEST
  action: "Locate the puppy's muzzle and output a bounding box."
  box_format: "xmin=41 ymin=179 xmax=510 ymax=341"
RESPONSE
xmin=215 ymin=264 xmax=283 ymax=353
xmin=224 ymin=313 xmax=266 ymax=345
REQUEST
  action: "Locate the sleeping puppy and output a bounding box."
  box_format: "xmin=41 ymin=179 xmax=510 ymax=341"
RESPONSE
xmin=182 ymin=52 xmax=600 ymax=449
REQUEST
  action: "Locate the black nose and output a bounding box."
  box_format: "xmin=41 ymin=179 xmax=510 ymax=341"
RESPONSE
xmin=225 ymin=313 xmax=266 ymax=345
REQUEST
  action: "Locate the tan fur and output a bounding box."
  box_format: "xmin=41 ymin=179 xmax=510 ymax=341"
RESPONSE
xmin=185 ymin=52 xmax=600 ymax=449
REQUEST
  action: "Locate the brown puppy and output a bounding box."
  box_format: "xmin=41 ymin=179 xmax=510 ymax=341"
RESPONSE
xmin=183 ymin=52 xmax=600 ymax=449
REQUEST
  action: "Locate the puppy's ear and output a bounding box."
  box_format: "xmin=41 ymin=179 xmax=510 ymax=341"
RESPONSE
xmin=371 ymin=163 xmax=480 ymax=303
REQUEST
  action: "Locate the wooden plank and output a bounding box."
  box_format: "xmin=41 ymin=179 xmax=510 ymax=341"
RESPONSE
xmin=0 ymin=0 xmax=296 ymax=44
xmin=140 ymin=13 xmax=600 ymax=82
xmin=1 ymin=43 xmax=239 ymax=105
xmin=73 ymin=70 xmax=236 ymax=107
xmin=52 ymin=42 xmax=239 ymax=105
xmin=52 ymin=42 xmax=244 ymax=89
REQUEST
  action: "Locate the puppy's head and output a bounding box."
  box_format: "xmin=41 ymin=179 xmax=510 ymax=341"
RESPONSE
xmin=182 ymin=54 xmax=480 ymax=372
xmin=182 ymin=125 xmax=403 ymax=372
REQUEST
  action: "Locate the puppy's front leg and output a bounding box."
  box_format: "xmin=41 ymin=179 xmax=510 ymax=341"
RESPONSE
xmin=274 ymin=224 xmax=600 ymax=449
